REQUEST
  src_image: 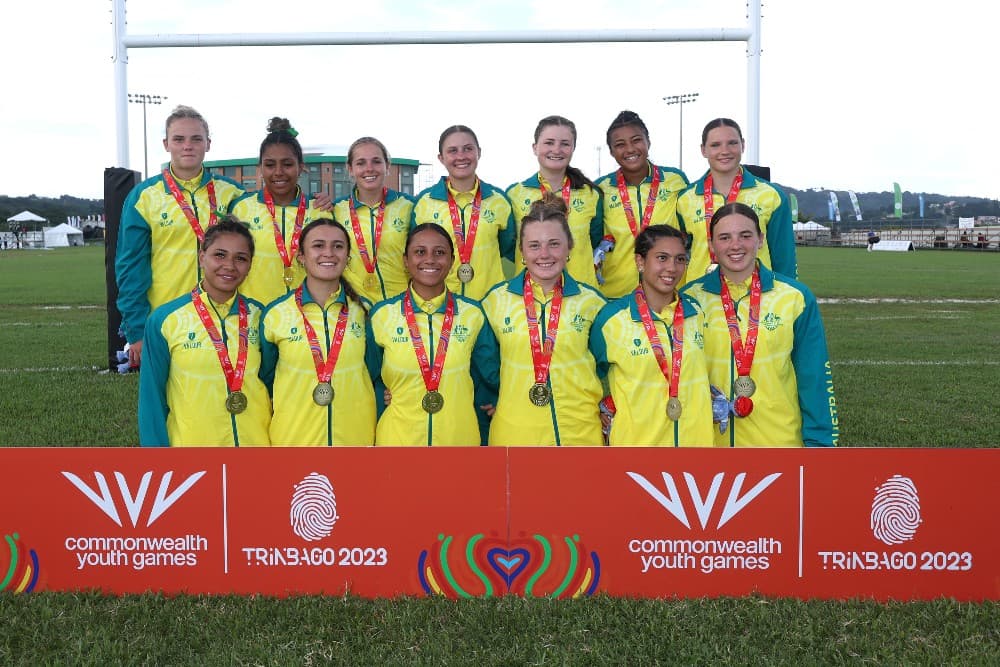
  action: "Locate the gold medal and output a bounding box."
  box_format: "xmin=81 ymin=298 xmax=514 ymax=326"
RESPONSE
xmin=666 ymin=397 xmax=683 ymax=421
xmin=457 ymin=262 xmax=475 ymax=284
xmin=363 ymin=273 xmax=378 ymax=291
xmin=225 ymin=390 xmax=248 ymax=414
xmin=528 ymin=382 xmax=552 ymax=407
xmin=734 ymin=375 xmax=756 ymax=398
xmin=422 ymin=390 xmax=444 ymax=414
xmin=312 ymin=381 xmax=334 ymax=406
xmin=283 ymin=266 xmax=295 ymax=288
xmin=706 ymin=263 xmax=718 ymax=275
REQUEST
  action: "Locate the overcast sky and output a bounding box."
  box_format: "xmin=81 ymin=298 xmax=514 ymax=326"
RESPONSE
xmin=2 ymin=1 xmax=989 ymax=200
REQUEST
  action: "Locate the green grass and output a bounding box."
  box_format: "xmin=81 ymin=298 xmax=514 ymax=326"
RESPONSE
xmin=1 ymin=245 xmax=999 ymax=663
xmin=1 ymin=593 xmax=997 ymax=665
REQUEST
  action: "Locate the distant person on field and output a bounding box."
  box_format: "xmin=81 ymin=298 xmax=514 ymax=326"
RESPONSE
xmin=115 ymin=105 xmax=244 ymax=368
xmin=668 ymin=118 xmax=796 ymax=281
xmin=867 ymin=230 xmax=880 ymax=252
xmin=681 ymin=202 xmax=838 ymax=447
xmin=139 ymin=218 xmax=270 ymax=447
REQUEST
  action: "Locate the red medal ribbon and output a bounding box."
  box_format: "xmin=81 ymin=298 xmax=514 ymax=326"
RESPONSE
xmin=191 ymin=287 xmax=248 ymax=394
xmin=163 ymin=169 xmax=218 ymax=244
xmin=348 ymin=187 xmax=387 ymax=278
xmin=264 ymin=188 xmax=308 ymax=271
xmin=523 ymin=273 xmax=564 ymax=386
xmin=616 ymin=166 xmax=661 ymax=238
xmin=540 ymin=174 xmax=572 ymax=209
xmin=403 ymin=290 xmax=455 ymax=393
xmin=719 ymin=266 xmax=761 ymax=383
xmin=634 ymin=288 xmax=685 ymax=402
xmin=446 ymin=182 xmax=482 ymax=266
xmin=295 ymin=285 xmax=349 ymax=384
xmin=703 ymin=169 xmax=744 ymax=264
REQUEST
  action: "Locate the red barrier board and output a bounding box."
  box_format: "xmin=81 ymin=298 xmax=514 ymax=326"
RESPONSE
xmin=1 ymin=448 xmax=997 ymax=601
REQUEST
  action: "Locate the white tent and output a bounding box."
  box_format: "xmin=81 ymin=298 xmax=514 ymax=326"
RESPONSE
xmin=792 ymin=221 xmax=830 ymax=232
xmin=7 ymin=210 xmax=47 ymax=224
xmin=44 ymin=223 xmax=85 ymax=247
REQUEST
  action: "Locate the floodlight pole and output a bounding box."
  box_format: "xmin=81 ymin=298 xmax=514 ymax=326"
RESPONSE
xmin=662 ymin=93 xmax=699 ymax=172
xmin=128 ymin=93 xmax=167 ymax=180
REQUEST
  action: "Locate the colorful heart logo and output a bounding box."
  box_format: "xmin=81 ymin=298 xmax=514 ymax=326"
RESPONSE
xmin=486 ymin=547 xmax=530 ymax=586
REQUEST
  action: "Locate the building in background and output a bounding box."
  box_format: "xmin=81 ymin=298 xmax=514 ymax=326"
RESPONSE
xmin=203 ymin=149 xmax=421 ymax=199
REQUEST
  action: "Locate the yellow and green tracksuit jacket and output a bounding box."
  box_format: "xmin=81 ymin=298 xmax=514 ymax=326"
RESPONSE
xmin=681 ymin=264 xmax=838 ymax=447
xmin=259 ymin=284 xmax=377 ymax=446
xmin=116 ymin=169 xmax=244 ymax=344
xmin=367 ymin=288 xmax=500 ymax=446
xmin=589 ymin=291 xmax=715 ymax=446
xmin=139 ymin=291 xmax=270 ymax=447
xmin=332 ymin=189 xmax=415 ymax=304
xmin=506 ymin=174 xmax=604 ymax=284
xmin=594 ymin=163 xmax=689 ymax=299
xmin=669 ymin=167 xmax=797 ymax=282
xmin=410 ymin=177 xmax=516 ymax=300
xmin=228 ymin=191 xmax=333 ymax=306
xmin=480 ymin=270 xmax=607 ymax=446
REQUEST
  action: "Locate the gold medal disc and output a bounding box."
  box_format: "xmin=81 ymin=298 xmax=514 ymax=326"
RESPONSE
xmin=528 ymin=382 xmax=552 ymax=407
xmin=666 ymin=397 xmax=683 ymax=421
xmin=457 ymin=263 xmax=475 ymax=284
xmin=422 ymin=390 xmax=445 ymax=414
xmin=283 ymin=267 xmax=295 ymax=288
xmin=313 ymin=382 xmax=334 ymax=406
xmin=225 ymin=390 xmax=248 ymax=414
xmin=734 ymin=375 xmax=756 ymax=398
xmin=364 ymin=273 xmax=378 ymax=291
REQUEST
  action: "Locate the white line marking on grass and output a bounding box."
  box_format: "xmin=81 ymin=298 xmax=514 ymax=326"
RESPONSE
xmin=1 ymin=322 xmax=69 ymax=327
xmin=0 ymin=366 xmax=103 ymax=374
xmin=819 ymin=298 xmax=1000 ymax=304
xmin=834 ymin=360 xmax=1000 ymax=366
xmin=32 ymin=305 xmax=105 ymax=310
xmin=831 ymin=315 xmax=964 ymax=321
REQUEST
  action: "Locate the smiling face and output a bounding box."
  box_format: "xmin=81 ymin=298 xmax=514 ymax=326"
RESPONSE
xmin=533 ymin=124 xmax=575 ymax=177
xmin=608 ymin=124 xmax=649 ymax=181
xmin=260 ymin=143 xmax=303 ymax=204
xmin=298 ymin=224 xmax=349 ymax=284
xmin=404 ymin=227 xmax=454 ymax=297
xmin=636 ymin=235 xmax=689 ymax=304
xmin=521 ymin=220 xmax=571 ymax=289
xmin=710 ymin=212 xmax=763 ymax=282
xmin=438 ymin=131 xmax=480 ymax=186
xmin=199 ymin=232 xmax=252 ymax=302
xmin=347 ymin=141 xmax=389 ymax=196
xmin=701 ymin=125 xmax=745 ymax=177
xmin=163 ymin=117 xmax=210 ymax=180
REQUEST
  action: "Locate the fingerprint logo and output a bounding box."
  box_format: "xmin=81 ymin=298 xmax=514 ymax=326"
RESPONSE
xmin=290 ymin=473 xmax=340 ymax=542
xmin=870 ymin=475 xmax=922 ymax=545
xmin=2 ymin=532 xmax=40 ymax=593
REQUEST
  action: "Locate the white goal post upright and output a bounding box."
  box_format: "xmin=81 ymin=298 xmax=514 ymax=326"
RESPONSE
xmin=111 ymin=0 xmax=763 ymax=170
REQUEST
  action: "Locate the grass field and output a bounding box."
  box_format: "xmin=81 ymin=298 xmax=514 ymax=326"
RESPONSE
xmin=1 ymin=245 xmax=997 ymax=446
xmin=1 ymin=245 xmax=998 ymax=664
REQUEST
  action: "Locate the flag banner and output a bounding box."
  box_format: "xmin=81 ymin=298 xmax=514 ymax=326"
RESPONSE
xmin=893 ymin=182 xmax=903 ymax=218
xmin=847 ymin=191 xmax=863 ymax=221
xmin=829 ymin=192 xmax=841 ymax=223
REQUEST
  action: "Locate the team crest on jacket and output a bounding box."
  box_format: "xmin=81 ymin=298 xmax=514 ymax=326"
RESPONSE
xmin=693 ymin=330 xmax=705 ymax=349
xmin=570 ymin=314 xmax=587 ymax=333
xmin=349 ymin=321 xmax=364 ymax=338
xmin=249 ymin=216 xmax=264 ymax=231
xmin=453 ymin=324 xmax=470 ymax=343
xmin=762 ymin=312 xmax=782 ymax=331
xmin=391 ymin=217 xmax=406 ymax=232
xmin=572 ymin=196 xmax=586 ymax=212
xmin=482 ymin=209 xmax=496 ymax=224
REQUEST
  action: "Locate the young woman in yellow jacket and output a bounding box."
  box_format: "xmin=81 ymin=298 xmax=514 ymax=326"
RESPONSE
xmin=259 ymin=219 xmax=378 ymax=446
xmin=481 ymin=193 xmax=607 ymax=446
